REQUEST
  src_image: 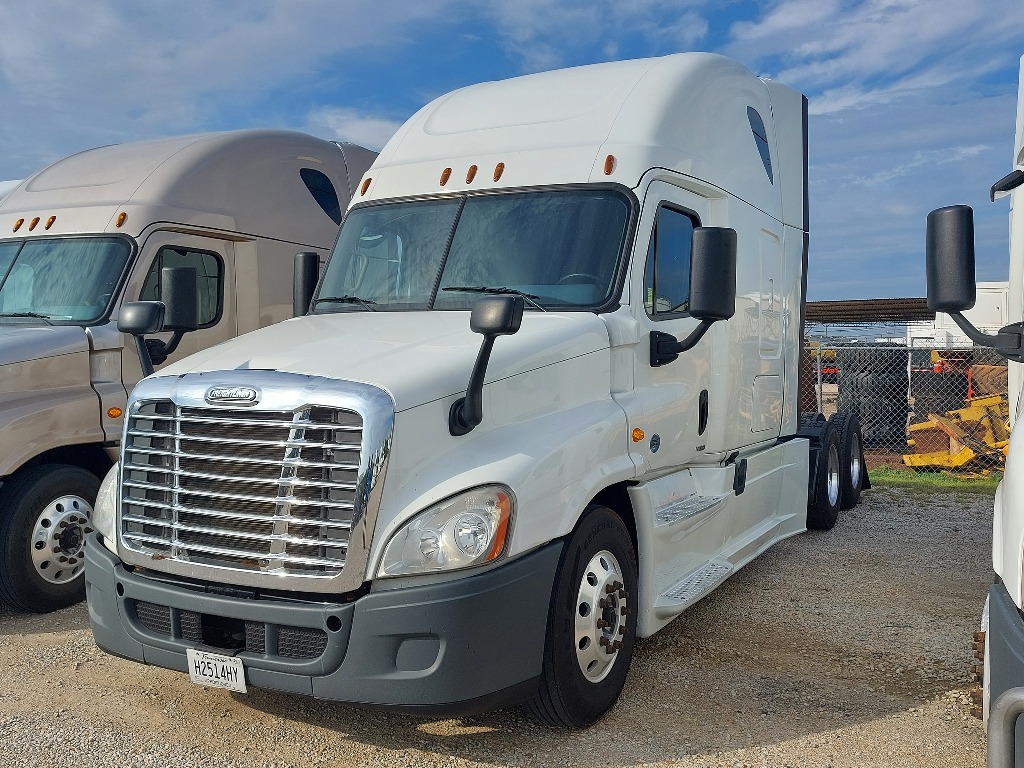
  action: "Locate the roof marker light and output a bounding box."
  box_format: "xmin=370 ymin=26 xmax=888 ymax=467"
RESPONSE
xmin=493 ymin=163 xmax=505 ymax=182
xmin=29 ymin=217 xmax=39 ymax=231
xmin=13 ymin=219 xmax=23 ymax=233
xmin=116 ymin=211 xmax=127 ymax=228
xmin=466 ymin=165 xmax=478 ymax=184
xmin=604 ymin=155 xmax=616 ymax=175
xmin=360 ymin=178 xmax=372 ymax=196
xmin=45 ymin=216 xmax=56 ymax=230
xmin=440 ymin=167 xmax=452 ymax=186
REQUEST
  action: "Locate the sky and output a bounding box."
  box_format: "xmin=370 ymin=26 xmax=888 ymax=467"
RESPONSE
xmin=0 ymin=0 xmax=1021 ymax=301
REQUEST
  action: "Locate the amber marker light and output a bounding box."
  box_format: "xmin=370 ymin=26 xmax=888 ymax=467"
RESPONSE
xmin=604 ymin=154 xmax=616 ymax=175
xmin=45 ymin=216 xmax=56 ymax=230
xmin=486 ymin=489 xmax=513 ymax=561
xmin=28 ymin=217 xmax=40 ymax=231
xmin=13 ymin=219 xmax=23 ymax=233
xmin=632 ymin=428 xmax=645 ymax=443
xmin=493 ymin=162 xmax=505 ymax=182
xmin=466 ymin=165 xmax=478 ymax=184
xmin=439 ymin=167 xmax=452 ymax=186
xmin=360 ymin=177 xmax=372 ymax=195
xmin=107 ymin=407 xmax=124 ymax=419
xmin=116 ymin=211 xmax=127 ymax=228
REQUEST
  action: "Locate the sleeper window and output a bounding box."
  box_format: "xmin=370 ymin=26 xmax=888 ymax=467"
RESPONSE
xmin=644 ymin=206 xmax=696 ymax=317
xmin=140 ymin=246 xmax=223 ymax=327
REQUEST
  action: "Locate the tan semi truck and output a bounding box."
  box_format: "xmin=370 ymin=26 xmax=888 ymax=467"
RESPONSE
xmin=0 ymin=130 xmax=375 ymax=612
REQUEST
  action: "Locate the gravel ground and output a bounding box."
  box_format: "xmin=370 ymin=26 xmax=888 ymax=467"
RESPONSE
xmin=0 ymin=485 xmax=991 ymax=767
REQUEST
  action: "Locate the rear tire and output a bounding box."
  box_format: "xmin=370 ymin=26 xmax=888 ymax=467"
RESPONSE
xmin=807 ymin=423 xmax=842 ymax=531
xmin=830 ymin=412 xmax=865 ymax=510
xmin=0 ymin=464 xmax=99 ymax=612
xmin=526 ymin=506 xmax=638 ymax=728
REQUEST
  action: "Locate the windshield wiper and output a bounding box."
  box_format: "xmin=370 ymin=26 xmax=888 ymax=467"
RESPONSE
xmin=311 ymin=295 xmax=377 ymax=311
xmin=442 ymin=286 xmax=547 ymax=312
xmin=0 ymin=311 xmax=53 ymax=325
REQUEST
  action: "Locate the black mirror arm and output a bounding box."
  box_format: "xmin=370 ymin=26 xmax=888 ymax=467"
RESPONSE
xmin=948 ymin=312 xmax=1024 ymax=362
xmin=449 ymin=335 xmax=498 ymax=436
xmin=144 ymin=330 xmax=185 ymax=367
xmin=133 ymin=335 xmax=156 ymax=377
xmin=650 ymin=320 xmax=715 ymax=367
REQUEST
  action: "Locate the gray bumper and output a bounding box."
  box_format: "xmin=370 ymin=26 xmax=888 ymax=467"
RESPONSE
xmin=989 ymin=580 xmax=1024 ymax=762
xmin=85 ymin=535 xmax=562 ymax=715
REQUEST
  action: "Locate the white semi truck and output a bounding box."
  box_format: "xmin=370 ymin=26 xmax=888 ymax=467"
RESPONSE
xmin=0 ymin=131 xmax=375 ymax=613
xmin=924 ymin=55 xmax=1024 ymax=767
xmin=85 ymin=54 xmax=866 ymax=727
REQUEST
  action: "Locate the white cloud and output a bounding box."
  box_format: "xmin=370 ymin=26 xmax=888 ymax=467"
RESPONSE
xmin=306 ymin=107 xmax=402 ymax=151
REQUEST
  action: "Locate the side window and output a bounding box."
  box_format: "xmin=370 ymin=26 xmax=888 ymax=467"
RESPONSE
xmin=747 ymin=107 xmax=773 ymax=183
xmin=140 ymin=246 xmax=223 ymax=327
xmin=300 ymin=168 xmax=342 ymax=225
xmin=643 ymin=206 xmax=696 ymax=318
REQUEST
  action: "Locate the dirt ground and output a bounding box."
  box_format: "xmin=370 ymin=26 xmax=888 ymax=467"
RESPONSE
xmin=0 ymin=484 xmax=991 ymax=768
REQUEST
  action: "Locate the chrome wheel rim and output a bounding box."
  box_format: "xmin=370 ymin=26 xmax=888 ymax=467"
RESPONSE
xmin=30 ymin=495 xmax=93 ymax=585
xmin=827 ymin=443 xmax=841 ymax=508
xmin=849 ymin=432 xmax=862 ymax=490
xmin=574 ymin=549 xmax=628 ymax=683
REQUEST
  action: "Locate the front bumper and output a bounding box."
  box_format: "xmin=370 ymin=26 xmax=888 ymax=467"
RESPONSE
xmin=85 ymin=534 xmax=562 ymax=716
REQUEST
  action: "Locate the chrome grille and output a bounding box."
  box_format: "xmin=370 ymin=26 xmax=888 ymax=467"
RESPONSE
xmin=120 ymin=400 xmax=362 ymax=576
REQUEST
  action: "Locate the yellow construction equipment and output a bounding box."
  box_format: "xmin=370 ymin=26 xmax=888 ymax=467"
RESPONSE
xmin=904 ymin=393 xmax=1009 ymax=471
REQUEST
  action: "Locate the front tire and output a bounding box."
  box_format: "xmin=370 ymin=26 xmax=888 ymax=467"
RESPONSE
xmin=0 ymin=464 xmax=99 ymax=612
xmin=526 ymin=506 xmax=638 ymax=728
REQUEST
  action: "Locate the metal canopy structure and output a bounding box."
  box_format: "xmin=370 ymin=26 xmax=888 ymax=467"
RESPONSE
xmin=805 ymin=298 xmax=934 ymax=325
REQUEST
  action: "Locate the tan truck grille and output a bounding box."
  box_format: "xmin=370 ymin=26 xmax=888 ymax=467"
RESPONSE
xmin=120 ymin=400 xmax=362 ymax=575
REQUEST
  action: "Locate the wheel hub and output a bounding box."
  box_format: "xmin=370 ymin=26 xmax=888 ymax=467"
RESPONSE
xmin=30 ymin=495 xmax=94 ymax=586
xmin=827 ymin=443 xmax=841 ymax=508
xmin=574 ymin=549 xmax=629 ymax=683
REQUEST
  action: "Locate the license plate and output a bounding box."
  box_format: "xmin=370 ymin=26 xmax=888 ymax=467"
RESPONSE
xmin=186 ymin=648 xmax=247 ymax=693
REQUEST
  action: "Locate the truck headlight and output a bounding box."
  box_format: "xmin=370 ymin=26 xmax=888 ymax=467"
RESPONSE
xmin=377 ymin=485 xmax=514 ymax=578
xmin=93 ymin=464 xmax=120 ymax=554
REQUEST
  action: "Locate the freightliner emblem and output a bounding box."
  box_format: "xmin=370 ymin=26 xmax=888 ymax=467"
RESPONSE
xmin=205 ymin=386 xmax=260 ymax=405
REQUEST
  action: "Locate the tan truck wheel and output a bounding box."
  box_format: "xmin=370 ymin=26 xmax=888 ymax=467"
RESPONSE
xmin=0 ymin=464 xmax=99 ymax=612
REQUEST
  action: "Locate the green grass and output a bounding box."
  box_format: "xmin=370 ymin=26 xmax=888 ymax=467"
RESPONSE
xmin=868 ymin=465 xmax=1001 ymax=495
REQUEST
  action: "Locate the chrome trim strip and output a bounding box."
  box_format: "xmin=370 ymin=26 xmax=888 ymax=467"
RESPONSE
xmin=123 ymin=448 xmax=359 ymax=471
xmin=121 ymin=498 xmax=354 ymax=528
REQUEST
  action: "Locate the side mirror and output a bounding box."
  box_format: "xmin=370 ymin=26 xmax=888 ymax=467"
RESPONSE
xmin=293 ymin=251 xmax=320 ymax=317
xmin=689 ymin=227 xmax=737 ymax=321
xmin=118 ymin=302 xmax=165 ymax=336
xmin=926 ymin=205 xmax=976 ymax=313
xmin=450 ymin=295 xmax=525 ymax=436
xmin=923 ymin=204 xmax=1024 ymax=361
xmin=650 ymin=226 xmax=737 ymax=366
xmin=160 ymin=266 xmax=199 ymax=331
xmin=118 ymin=301 xmax=165 ymax=377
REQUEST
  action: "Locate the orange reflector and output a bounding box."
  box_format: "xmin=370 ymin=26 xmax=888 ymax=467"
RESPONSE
xmin=632 ymin=428 xmax=645 ymax=443
xmin=493 ymin=162 xmax=505 ymax=182
xmin=13 ymin=218 xmax=23 ymax=233
xmin=107 ymin=407 xmax=124 ymax=419
xmin=29 ymin=217 xmax=40 ymax=231
xmin=466 ymin=165 xmax=478 ymax=184
xmin=486 ymin=490 xmax=513 ymax=561
xmin=116 ymin=211 xmax=127 ymax=228
xmin=440 ymin=167 xmax=452 ymax=186
xmin=604 ymin=155 xmax=616 ymax=175
xmin=45 ymin=216 xmax=56 ymax=230
xmin=360 ymin=178 xmax=372 ymax=195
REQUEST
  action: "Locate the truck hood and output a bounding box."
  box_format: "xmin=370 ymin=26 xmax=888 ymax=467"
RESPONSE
xmin=159 ymin=311 xmax=612 ymax=412
xmin=0 ymin=324 xmax=88 ymax=366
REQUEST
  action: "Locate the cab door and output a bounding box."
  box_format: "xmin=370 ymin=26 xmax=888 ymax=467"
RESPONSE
xmin=622 ymin=180 xmax=716 ymax=476
xmin=119 ymin=231 xmax=236 ymax=389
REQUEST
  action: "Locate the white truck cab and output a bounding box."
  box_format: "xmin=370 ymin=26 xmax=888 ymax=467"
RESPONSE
xmin=0 ymin=131 xmax=375 ymax=613
xmin=924 ymin=55 xmax=1024 ymax=766
xmin=85 ymin=54 xmax=864 ymax=727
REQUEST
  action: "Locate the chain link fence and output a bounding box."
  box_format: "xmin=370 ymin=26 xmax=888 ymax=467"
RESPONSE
xmin=805 ymin=331 xmax=1010 ymax=472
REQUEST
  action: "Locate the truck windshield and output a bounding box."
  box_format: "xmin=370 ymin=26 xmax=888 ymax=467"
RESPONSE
xmin=316 ymin=190 xmax=632 ymax=312
xmin=0 ymin=237 xmax=132 ymax=324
